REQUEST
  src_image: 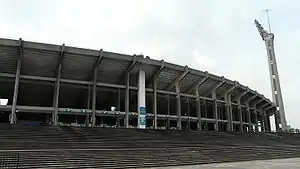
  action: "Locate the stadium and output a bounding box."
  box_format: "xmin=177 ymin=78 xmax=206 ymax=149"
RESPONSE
xmin=0 ymin=38 xmax=275 ymax=131
xmin=0 ymin=38 xmax=299 ymax=168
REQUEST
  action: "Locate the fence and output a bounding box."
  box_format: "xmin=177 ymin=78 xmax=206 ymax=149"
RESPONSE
xmin=0 ymin=153 xmax=19 ymax=169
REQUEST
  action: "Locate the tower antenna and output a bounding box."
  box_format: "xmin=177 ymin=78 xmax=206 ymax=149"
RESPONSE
xmin=264 ymin=9 xmax=272 ymax=33
xmin=254 ymin=14 xmax=288 ymax=132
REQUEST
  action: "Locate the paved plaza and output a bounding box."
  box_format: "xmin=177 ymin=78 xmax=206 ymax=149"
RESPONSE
xmin=144 ymin=158 xmax=300 ymax=169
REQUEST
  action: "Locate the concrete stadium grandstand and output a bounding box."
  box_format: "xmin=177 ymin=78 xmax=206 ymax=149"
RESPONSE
xmin=0 ymin=37 xmax=276 ymax=132
xmin=3 ymin=38 xmax=300 ymax=169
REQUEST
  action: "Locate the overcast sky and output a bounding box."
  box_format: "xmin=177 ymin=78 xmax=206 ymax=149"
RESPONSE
xmin=0 ymin=0 xmax=299 ymax=129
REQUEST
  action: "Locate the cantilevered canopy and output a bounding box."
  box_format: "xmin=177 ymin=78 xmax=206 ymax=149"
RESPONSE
xmin=0 ymin=38 xmax=274 ymax=110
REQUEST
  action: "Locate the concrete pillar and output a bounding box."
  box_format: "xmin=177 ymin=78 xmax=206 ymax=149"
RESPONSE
xmin=227 ymin=103 xmax=235 ymax=131
xmin=247 ymin=108 xmax=252 ymax=132
xmin=238 ymin=106 xmax=243 ymax=132
xmin=251 ymin=98 xmax=264 ymax=132
xmin=196 ymin=88 xmax=201 ymax=131
xmin=274 ymin=111 xmax=280 ymax=132
xmin=52 ymin=44 xmax=65 ymax=125
xmin=117 ymin=88 xmax=120 ymax=111
xmin=11 ymin=39 xmax=23 ymax=124
xmin=211 ymin=79 xmax=225 ymax=131
xmin=176 ymin=83 xmax=181 ymax=130
xmin=225 ymin=102 xmax=231 ymax=131
xmin=167 ymin=94 xmax=170 ymax=129
xmin=91 ymin=50 xmax=103 ymax=127
xmin=256 ymin=113 xmax=260 ymax=132
xmin=260 ymin=114 xmax=265 ymax=132
xmin=151 ymin=61 xmax=164 ymax=129
xmin=52 ymin=67 xmax=61 ymax=125
xmin=125 ymin=73 xmax=130 ymax=128
xmin=259 ymin=105 xmax=268 ymax=132
xmin=254 ymin=111 xmax=259 ymax=132
xmin=89 ymin=49 xmax=103 ymax=127
xmin=225 ymin=99 xmax=233 ymax=131
xmin=263 ymin=114 xmax=269 ymax=132
xmin=245 ymin=93 xmax=258 ymax=132
xmin=225 ymin=101 xmax=235 ymax=132
xmin=153 ymin=77 xmax=158 ymax=129
xmin=123 ymin=55 xmax=137 ymax=128
xmin=187 ymin=98 xmax=190 ymax=130
xmin=115 ymin=115 xmax=119 ymax=128
xmin=91 ymin=67 xmax=97 ymax=127
xmin=267 ymin=115 xmax=271 ymax=132
xmin=224 ymin=83 xmax=238 ymax=132
xmin=196 ymin=98 xmax=201 ymax=130
xmin=213 ymin=100 xmax=218 ymax=131
xmin=236 ymin=89 xmax=249 ymax=132
xmin=138 ymin=69 xmax=146 ymax=129
xmin=85 ymin=85 xmax=91 ymax=127
xmin=266 ymin=119 xmax=269 ymax=132
xmin=258 ymin=115 xmax=265 ymax=132
xmin=204 ymin=100 xmax=208 ymax=130
xmin=164 ymin=66 xmax=189 ymax=130
xmin=260 ymin=115 xmax=265 ymax=132
xmin=194 ymin=74 xmax=209 ymax=131
xmin=91 ymin=82 xmax=96 ymax=127
xmin=87 ymin=85 xmax=91 ymax=109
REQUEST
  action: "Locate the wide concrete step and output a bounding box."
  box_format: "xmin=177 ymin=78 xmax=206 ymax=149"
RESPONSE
xmin=1 ymin=126 xmax=300 ymax=168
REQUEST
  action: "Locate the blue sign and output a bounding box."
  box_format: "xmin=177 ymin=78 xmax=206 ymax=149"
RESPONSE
xmin=139 ymin=116 xmax=146 ymax=126
xmin=139 ymin=107 xmax=146 ymax=115
xmin=139 ymin=107 xmax=146 ymax=127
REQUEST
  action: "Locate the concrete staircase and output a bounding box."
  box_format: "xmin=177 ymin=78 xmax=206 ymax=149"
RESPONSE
xmin=0 ymin=125 xmax=300 ymax=168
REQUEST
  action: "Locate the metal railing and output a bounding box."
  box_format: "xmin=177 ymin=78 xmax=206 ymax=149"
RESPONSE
xmin=0 ymin=153 xmax=19 ymax=169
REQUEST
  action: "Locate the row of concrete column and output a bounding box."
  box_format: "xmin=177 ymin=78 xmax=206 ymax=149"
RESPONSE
xmin=149 ymin=63 xmax=274 ymax=132
xmin=8 ymin=39 xmax=275 ymax=132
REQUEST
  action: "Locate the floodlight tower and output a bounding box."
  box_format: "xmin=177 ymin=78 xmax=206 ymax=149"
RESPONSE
xmin=254 ymin=19 xmax=287 ymax=132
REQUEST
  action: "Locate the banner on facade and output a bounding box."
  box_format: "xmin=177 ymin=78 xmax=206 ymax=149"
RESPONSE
xmin=139 ymin=106 xmax=146 ymax=128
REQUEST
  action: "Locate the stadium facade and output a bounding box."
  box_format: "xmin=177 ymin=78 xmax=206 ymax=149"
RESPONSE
xmin=0 ymin=38 xmax=278 ymax=132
